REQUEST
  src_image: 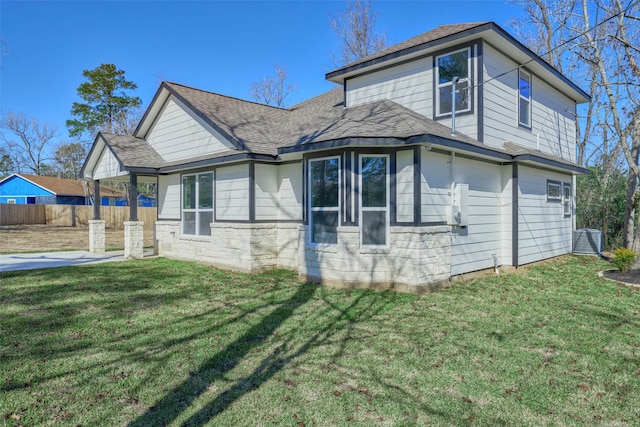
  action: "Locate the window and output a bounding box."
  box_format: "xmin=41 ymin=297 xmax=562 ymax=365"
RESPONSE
xmin=547 ymin=180 xmax=561 ymax=202
xmin=563 ymin=183 xmax=571 ymax=217
xmin=436 ymin=47 xmax=471 ymax=116
xmin=309 ymin=157 xmax=340 ymax=244
xmin=182 ymin=172 xmax=214 ymax=236
xmin=360 ymin=155 xmax=389 ymax=246
xmin=519 ymin=69 xmax=532 ymax=128
xmin=7 ymin=199 xmax=15 ymax=204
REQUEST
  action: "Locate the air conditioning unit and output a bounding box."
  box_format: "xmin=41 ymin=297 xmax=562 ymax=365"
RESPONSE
xmin=573 ymin=229 xmax=602 ymax=255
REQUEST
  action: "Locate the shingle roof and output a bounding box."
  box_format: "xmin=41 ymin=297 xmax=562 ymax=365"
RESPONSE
xmin=100 ymin=133 xmax=165 ymax=169
xmin=327 ymin=22 xmax=490 ymax=78
xmin=14 ymin=174 xmax=124 ymax=197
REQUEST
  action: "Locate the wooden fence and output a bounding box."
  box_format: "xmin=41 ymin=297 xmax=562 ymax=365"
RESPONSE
xmin=0 ymin=204 xmax=157 ymax=231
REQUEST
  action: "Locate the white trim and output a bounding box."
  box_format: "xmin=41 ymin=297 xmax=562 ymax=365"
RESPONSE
xmin=181 ymin=171 xmax=214 ymax=237
xmin=518 ymin=69 xmax=532 ymax=128
xmin=359 ymin=154 xmax=390 ymax=248
xmin=435 ymin=47 xmax=472 ymax=117
xmin=7 ymin=199 xmax=16 ymax=204
xmin=308 ymin=156 xmax=341 ymax=246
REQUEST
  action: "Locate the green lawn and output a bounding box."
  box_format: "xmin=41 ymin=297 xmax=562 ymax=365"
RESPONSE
xmin=1 ymin=255 xmax=639 ymax=426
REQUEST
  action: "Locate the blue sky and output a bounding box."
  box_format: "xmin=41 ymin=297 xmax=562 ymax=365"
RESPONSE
xmin=0 ymin=0 xmax=524 ymax=148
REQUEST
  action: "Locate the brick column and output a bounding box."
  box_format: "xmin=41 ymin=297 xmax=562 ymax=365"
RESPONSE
xmin=88 ymin=220 xmax=106 ymax=253
xmin=124 ymin=221 xmax=144 ymax=259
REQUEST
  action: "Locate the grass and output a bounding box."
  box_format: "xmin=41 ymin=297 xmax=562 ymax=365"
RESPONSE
xmin=1 ymin=255 xmax=639 ymax=426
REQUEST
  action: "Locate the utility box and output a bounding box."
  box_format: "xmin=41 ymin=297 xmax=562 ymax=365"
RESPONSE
xmin=573 ymin=229 xmax=602 ymax=255
xmin=450 ymin=183 xmax=469 ymax=227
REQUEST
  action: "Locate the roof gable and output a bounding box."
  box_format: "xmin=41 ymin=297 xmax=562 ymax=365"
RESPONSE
xmin=326 ymin=21 xmax=589 ymax=103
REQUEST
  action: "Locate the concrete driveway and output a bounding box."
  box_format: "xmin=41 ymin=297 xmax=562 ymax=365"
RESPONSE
xmin=0 ymin=250 xmax=150 ymax=272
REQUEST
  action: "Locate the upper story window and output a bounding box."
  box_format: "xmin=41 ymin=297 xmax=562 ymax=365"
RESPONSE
xmin=519 ymin=69 xmax=532 ymax=128
xmin=436 ymin=47 xmax=471 ymax=117
xmin=309 ymin=156 xmax=340 ymax=245
xmin=182 ymin=172 xmax=214 ymax=236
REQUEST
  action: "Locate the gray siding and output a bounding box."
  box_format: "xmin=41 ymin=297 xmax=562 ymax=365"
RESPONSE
xmin=216 ymin=164 xmax=249 ymax=221
xmin=346 ymin=56 xmax=433 ymax=117
xmin=396 ymin=150 xmax=414 ymax=223
xmin=421 ymin=150 xmax=450 ymax=223
xmin=482 ymin=44 xmax=576 ymax=162
xmin=146 ymin=97 xmax=235 ymax=163
xmin=517 ymin=166 xmax=572 ymax=265
xmin=93 ymin=148 xmax=126 ymax=180
xmin=449 ymin=156 xmax=504 ymax=276
xmin=158 ymin=174 xmax=181 ymax=220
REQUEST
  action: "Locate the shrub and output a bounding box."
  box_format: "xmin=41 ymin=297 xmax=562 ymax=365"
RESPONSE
xmin=612 ymin=247 xmax=636 ymax=273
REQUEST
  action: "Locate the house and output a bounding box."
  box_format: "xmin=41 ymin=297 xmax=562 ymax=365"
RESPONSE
xmin=81 ymin=21 xmax=590 ymax=290
xmin=0 ymin=173 xmax=124 ymax=205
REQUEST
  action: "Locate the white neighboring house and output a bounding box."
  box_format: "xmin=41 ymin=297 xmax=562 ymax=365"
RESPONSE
xmin=82 ymin=21 xmax=589 ymax=291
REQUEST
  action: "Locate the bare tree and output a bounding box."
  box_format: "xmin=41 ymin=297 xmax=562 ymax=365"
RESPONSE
xmin=0 ymin=112 xmax=57 ymax=175
xmin=249 ymin=65 xmax=297 ymax=108
xmin=512 ymin=0 xmax=640 ymax=256
xmin=329 ymin=0 xmax=388 ymax=66
xmin=53 ymin=142 xmax=86 ymax=179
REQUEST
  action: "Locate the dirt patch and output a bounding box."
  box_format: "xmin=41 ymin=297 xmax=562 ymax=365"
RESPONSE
xmin=601 ymin=269 xmax=640 ymax=286
xmin=0 ymin=225 xmax=154 ymax=253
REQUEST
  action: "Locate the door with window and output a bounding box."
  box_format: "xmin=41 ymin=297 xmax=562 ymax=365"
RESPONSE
xmin=359 ymin=155 xmax=389 ymax=246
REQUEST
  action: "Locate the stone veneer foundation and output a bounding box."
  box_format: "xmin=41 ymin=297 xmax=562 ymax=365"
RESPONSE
xmin=155 ymin=221 xmax=452 ymax=292
xmin=88 ymin=220 xmax=106 ymax=253
xmin=124 ymin=221 xmax=144 ymax=259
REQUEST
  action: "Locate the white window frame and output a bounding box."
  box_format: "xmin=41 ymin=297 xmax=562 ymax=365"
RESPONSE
xmin=7 ymin=199 xmax=16 ymax=204
xmin=518 ymin=69 xmax=532 ymax=128
xmin=547 ymin=180 xmax=561 ymax=202
xmin=435 ymin=47 xmax=472 ymax=117
xmin=359 ymin=154 xmax=390 ymax=248
xmin=563 ymin=182 xmax=571 ymax=217
xmin=182 ymin=172 xmax=214 ymax=237
xmin=308 ymin=156 xmax=341 ymax=246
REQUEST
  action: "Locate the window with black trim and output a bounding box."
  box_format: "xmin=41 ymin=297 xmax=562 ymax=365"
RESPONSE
xmin=309 ymin=157 xmax=340 ymax=244
xmin=182 ymin=172 xmax=214 ymax=236
xmin=436 ymin=47 xmax=471 ymax=117
xmin=547 ymin=180 xmax=561 ymax=202
xmin=519 ymin=69 xmax=532 ymax=128
xmin=563 ymin=182 xmax=571 ymax=217
xmin=360 ymin=155 xmax=389 ymax=247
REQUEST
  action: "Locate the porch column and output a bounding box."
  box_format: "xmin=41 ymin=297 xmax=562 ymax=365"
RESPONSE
xmin=124 ymin=173 xmax=144 ymax=259
xmin=93 ymin=180 xmax=101 ymax=219
xmin=88 ymin=179 xmax=106 ymax=253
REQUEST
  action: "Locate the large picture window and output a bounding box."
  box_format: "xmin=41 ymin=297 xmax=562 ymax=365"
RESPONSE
xmin=360 ymin=155 xmax=389 ymax=246
xmin=519 ymin=69 xmax=532 ymax=128
xmin=309 ymin=157 xmax=340 ymax=244
xmin=436 ymin=47 xmax=471 ymax=117
xmin=182 ymin=172 xmax=213 ymax=236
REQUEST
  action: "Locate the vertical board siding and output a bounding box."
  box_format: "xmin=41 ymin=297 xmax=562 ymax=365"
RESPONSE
xmin=482 ymin=44 xmax=576 ymax=162
xmin=421 ymin=150 xmax=451 ymax=223
xmin=277 ymin=162 xmax=303 ymax=221
xmin=449 ymin=157 xmax=503 ymax=276
xmin=346 ymin=56 xmax=433 ymax=117
xmin=93 ymin=149 xmax=126 ymax=180
xmin=255 ymin=164 xmax=279 ymax=220
xmin=158 ymin=174 xmax=181 ymax=220
xmin=146 ymin=97 xmax=235 ymax=163
xmin=396 ymin=150 xmax=414 ymax=222
xmin=517 ymin=166 xmax=572 ymax=265
xmin=216 ymin=164 xmax=250 ymax=221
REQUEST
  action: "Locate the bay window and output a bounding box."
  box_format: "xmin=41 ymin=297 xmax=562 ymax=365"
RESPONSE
xmin=360 ymin=155 xmax=389 ymax=246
